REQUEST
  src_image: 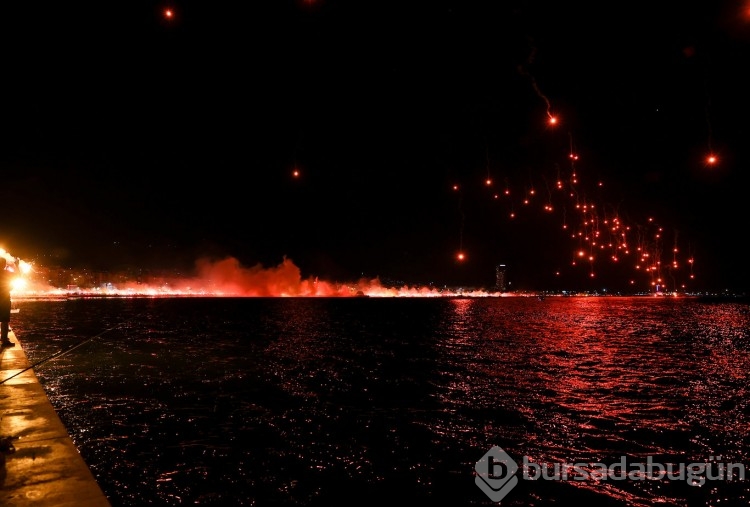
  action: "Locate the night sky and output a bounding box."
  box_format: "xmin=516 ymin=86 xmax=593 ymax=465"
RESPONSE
xmin=2 ymin=1 xmax=749 ymax=292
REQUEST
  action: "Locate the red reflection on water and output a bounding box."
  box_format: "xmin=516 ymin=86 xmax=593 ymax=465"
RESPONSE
xmin=435 ymin=297 xmax=750 ymax=505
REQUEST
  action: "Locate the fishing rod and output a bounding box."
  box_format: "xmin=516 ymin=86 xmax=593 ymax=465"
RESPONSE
xmin=0 ymin=321 xmax=133 ymax=385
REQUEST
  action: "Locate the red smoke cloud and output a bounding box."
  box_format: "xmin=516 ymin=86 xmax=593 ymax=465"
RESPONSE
xmin=16 ymin=256 xmax=498 ymax=298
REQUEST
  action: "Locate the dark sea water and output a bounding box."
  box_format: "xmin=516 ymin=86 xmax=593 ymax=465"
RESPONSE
xmin=7 ymin=296 xmax=750 ymax=506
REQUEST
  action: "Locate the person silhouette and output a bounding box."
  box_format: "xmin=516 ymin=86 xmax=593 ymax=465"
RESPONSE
xmin=0 ymin=258 xmax=14 ymax=348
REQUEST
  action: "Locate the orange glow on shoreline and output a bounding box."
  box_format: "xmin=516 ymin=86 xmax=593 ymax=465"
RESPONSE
xmin=6 ymin=255 xmax=704 ymax=299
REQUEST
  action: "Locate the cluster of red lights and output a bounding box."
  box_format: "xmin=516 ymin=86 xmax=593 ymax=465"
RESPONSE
xmin=450 ymin=113 xmax=703 ymax=292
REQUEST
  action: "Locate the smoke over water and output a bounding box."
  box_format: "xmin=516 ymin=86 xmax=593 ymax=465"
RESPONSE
xmin=14 ymin=256 xmax=498 ymax=298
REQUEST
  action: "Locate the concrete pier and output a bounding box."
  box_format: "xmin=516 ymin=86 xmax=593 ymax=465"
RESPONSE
xmin=0 ymin=331 xmax=111 ymax=506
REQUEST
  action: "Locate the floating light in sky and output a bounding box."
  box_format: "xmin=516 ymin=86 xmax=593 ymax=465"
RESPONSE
xmin=706 ymin=154 xmax=718 ymax=166
xmin=164 ymin=8 xmax=174 ymax=19
xmin=456 ymin=252 xmax=466 ymax=261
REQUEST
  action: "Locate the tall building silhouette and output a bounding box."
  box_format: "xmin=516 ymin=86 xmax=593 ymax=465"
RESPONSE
xmin=495 ymin=264 xmax=507 ymax=292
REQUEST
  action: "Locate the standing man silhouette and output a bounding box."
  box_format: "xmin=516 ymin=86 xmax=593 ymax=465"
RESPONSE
xmin=0 ymin=257 xmax=14 ymax=348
